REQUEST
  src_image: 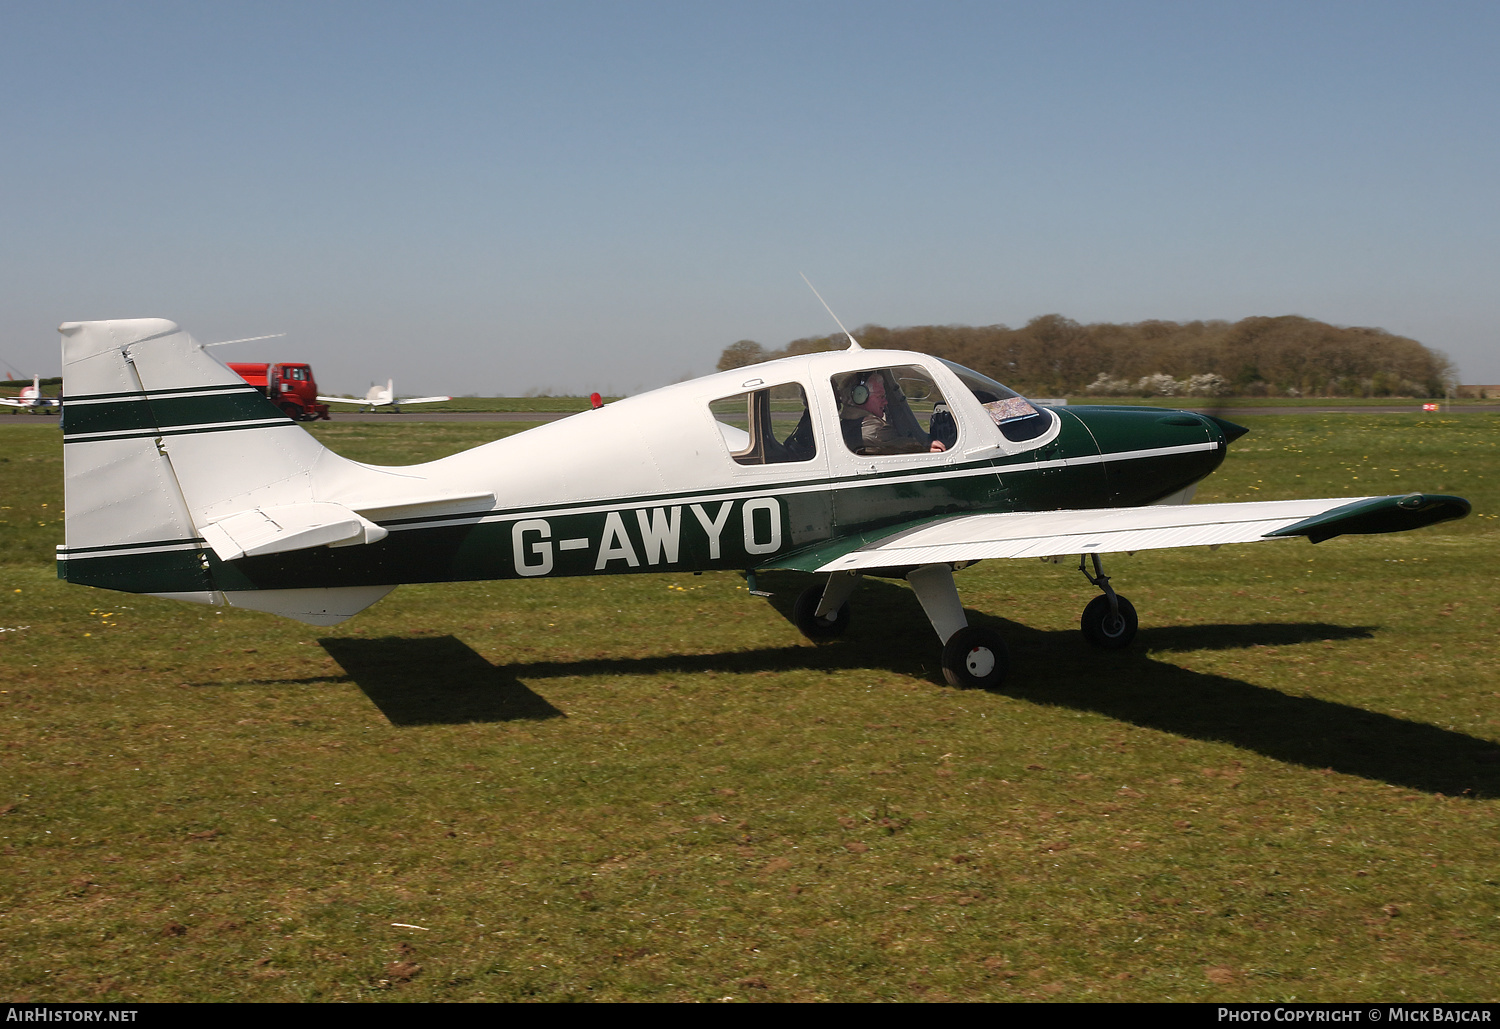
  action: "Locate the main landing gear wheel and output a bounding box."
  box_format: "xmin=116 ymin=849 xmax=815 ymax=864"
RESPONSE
xmin=1080 ymin=594 xmax=1138 ymax=650
xmin=793 ymin=585 xmax=850 ymax=639
xmin=941 ymin=626 xmax=1008 ymax=689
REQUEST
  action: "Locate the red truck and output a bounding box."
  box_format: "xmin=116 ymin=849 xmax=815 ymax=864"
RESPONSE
xmin=228 ymin=362 xmax=330 ymax=422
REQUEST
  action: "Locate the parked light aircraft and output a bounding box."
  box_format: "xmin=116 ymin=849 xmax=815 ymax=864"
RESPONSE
xmin=318 ymin=380 xmax=451 ymax=413
xmin=1 ymin=375 xmax=61 ymax=414
xmin=56 ymin=318 xmax=1470 ymax=688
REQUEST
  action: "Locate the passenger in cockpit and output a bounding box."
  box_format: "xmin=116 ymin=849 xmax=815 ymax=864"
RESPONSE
xmin=840 ymin=371 xmax=946 ymax=455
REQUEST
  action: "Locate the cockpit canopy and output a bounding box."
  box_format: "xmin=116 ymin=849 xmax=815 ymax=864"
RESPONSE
xmin=706 ymin=353 xmax=1053 ymax=467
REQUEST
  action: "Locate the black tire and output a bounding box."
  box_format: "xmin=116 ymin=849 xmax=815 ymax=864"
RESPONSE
xmin=941 ymin=626 xmax=1008 ymax=689
xmin=793 ymin=584 xmax=850 ymax=639
xmin=1080 ymin=594 xmax=1138 ymax=650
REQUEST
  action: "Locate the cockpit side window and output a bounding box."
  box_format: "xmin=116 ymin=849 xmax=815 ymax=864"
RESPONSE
xmin=709 ymin=382 xmax=817 ymax=466
xmin=831 ymin=365 xmax=957 ymax=456
xmin=936 ymin=359 xmax=1053 ymax=443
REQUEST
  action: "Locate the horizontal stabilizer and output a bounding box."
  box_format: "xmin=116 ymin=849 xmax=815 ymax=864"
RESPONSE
xmin=342 ymin=491 xmax=495 ymax=520
xmin=199 ymin=503 xmax=388 ymax=562
xmin=221 ymin=585 xmax=397 ymax=626
xmin=146 ymin=585 xmax=395 ymax=625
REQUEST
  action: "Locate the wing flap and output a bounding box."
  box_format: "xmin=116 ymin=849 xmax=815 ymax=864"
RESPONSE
xmin=814 ymin=494 xmax=1468 ymax=573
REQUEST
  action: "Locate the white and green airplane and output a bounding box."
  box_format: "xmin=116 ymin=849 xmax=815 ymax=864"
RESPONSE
xmin=55 ymin=318 xmax=1469 ymax=689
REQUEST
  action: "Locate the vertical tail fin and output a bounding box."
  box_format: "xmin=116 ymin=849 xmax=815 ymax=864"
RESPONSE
xmin=58 ymin=319 xmax=217 ymax=601
xmin=58 ymin=318 xmax=395 ymax=624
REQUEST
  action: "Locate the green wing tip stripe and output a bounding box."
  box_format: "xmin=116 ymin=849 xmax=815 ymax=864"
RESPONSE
xmin=1266 ymin=494 xmax=1472 ymax=544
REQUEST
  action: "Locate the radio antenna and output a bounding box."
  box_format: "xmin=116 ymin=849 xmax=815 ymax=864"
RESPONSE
xmin=204 ymin=332 xmax=286 ymax=349
xmin=799 ymin=273 xmax=862 ymax=351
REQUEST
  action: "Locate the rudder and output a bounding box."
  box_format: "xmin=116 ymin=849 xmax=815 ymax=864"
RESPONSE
xmin=58 ymin=319 xmax=394 ymax=624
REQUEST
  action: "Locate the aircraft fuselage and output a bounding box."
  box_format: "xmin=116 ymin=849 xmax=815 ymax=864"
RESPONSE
xmin=61 ymin=347 xmax=1236 ymax=596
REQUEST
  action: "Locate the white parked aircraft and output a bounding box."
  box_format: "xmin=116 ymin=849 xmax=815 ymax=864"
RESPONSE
xmin=317 ymin=380 xmax=451 ymax=413
xmin=55 ymin=318 xmax=1468 ymax=688
xmin=1 ymin=375 xmax=61 ymax=414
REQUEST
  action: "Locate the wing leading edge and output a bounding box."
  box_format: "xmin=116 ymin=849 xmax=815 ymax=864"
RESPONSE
xmin=808 ymin=494 xmax=1470 ymax=573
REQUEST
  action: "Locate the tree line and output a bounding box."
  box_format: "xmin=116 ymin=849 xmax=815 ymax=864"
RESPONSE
xmin=716 ymin=315 xmax=1455 ymax=398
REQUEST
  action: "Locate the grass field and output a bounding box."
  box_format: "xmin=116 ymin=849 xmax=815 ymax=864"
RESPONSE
xmin=1 ymin=414 xmax=1497 ymax=1002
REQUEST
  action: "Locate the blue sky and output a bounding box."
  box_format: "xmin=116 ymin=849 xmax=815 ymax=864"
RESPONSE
xmin=3 ymin=1 xmax=1497 ymax=394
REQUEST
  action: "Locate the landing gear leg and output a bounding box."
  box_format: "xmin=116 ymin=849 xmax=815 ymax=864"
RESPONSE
xmin=793 ymin=570 xmax=860 ymax=639
xmin=1078 ymin=553 xmax=1138 ymax=649
xmin=906 ymin=564 xmax=1007 ymax=689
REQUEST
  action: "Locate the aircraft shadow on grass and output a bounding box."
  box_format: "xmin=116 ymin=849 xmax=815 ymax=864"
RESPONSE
xmin=319 ymin=635 xmax=566 ymax=726
xmin=318 ymin=576 xmax=1499 ymax=799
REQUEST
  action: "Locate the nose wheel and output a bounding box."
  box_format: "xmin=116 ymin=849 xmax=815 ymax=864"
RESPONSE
xmin=1080 ymin=593 xmax=1138 ymax=649
xmin=1078 ymin=554 xmax=1138 ymax=649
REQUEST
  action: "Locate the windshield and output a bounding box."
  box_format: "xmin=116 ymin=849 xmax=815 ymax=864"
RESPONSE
xmin=936 ymin=359 xmax=1053 ymax=443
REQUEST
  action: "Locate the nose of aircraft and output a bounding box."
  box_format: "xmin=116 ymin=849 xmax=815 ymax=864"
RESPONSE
xmin=1064 ymin=404 xmax=1248 ymax=506
xmin=1203 ymin=414 xmax=1249 ymax=443
xmin=1068 ymin=405 xmax=1248 ymax=451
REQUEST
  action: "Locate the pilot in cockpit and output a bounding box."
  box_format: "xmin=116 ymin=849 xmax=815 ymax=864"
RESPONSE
xmin=839 ymin=370 xmax=946 ymax=455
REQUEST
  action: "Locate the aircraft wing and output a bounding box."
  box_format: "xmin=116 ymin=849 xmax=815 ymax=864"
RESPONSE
xmin=780 ymin=494 xmax=1470 ymax=574
xmin=0 ymin=397 xmax=26 ymax=408
xmin=316 ymin=394 xmax=450 ymax=405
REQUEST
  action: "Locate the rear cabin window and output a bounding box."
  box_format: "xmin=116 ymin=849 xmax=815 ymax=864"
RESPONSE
xmin=709 ymin=383 xmax=817 ymax=465
xmin=831 ymin=365 xmax=958 ymax=455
